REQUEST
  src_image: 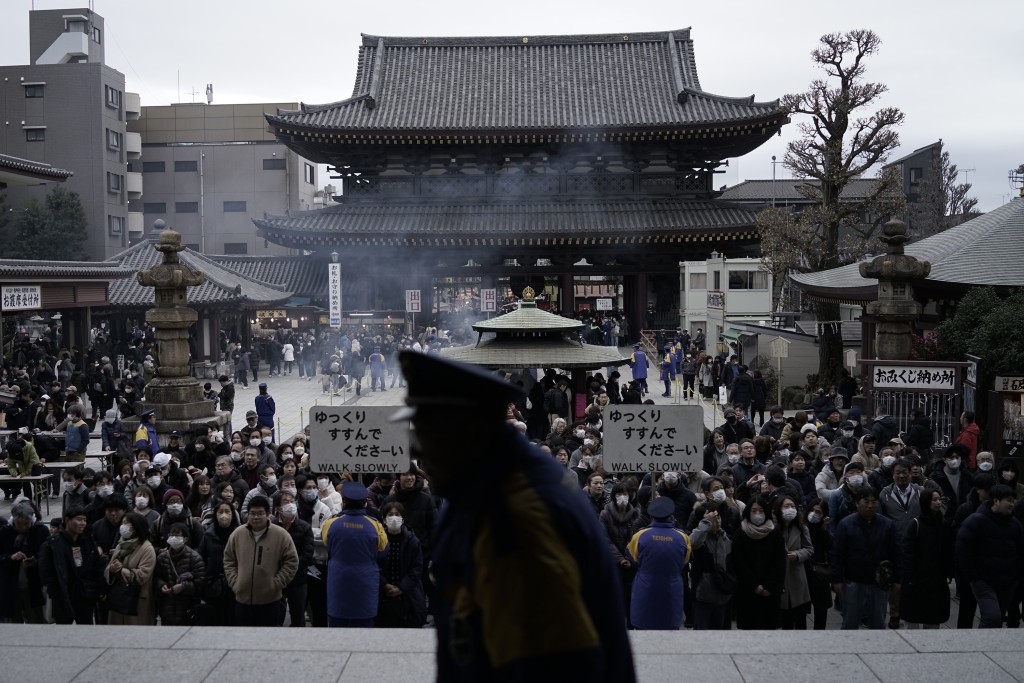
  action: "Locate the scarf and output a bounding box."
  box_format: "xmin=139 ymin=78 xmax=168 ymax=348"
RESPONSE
xmin=112 ymin=537 xmax=140 ymax=562
xmin=741 ymin=518 xmax=775 ymax=540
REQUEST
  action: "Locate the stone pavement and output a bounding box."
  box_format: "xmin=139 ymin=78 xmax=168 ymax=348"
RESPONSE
xmin=1 ymin=625 xmax=1021 ymax=683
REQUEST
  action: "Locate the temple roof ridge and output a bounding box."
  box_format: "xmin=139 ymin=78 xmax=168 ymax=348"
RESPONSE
xmin=358 ymin=28 xmax=693 ymax=47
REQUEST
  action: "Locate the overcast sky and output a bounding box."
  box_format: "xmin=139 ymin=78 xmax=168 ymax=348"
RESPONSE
xmin=3 ymin=0 xmax=1021 ymax=210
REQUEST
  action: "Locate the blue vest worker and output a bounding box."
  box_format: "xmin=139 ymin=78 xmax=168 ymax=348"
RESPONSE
xmin=627 ymin=496 xmax=692 ymax=629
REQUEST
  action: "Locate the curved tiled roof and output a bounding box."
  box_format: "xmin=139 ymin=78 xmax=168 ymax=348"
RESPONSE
xmin=719 ymin=178 xmax=883 ymax=203
xmin=104 ymin=241 xmax=293 ymax=308
xmin=254 ymin=198 xmax=759 ymax=245
xmin=0 ymin=153 xmax=74 ymax=182
xmin=267 ymin=29 xmax=783 ymax=134
xmin=208 ymin=254 xmax=327 ymax=299
xmin=473 ymin=302 xmax=582 ymax=332
xmin=0 ymin=260 xmax=130 ymax=279
xmin=791 ymin=199 xmax=1024 ymax=300
xmin=441 ymin=338 xmax=630 ymax=370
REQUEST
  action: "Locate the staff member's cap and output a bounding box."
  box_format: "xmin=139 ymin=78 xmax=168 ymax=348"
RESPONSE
xmin=341 ymin=480 xmax=368 ymax=501
xmin=258 ymin=382 xmax=267 ymax=390
xmin=648 ymin=496 xmax=675 ymax=520
xmin=139 ymin=409 xmax=155 ymax=420
xmin=390 ymin=350 xmax=525 ymax=422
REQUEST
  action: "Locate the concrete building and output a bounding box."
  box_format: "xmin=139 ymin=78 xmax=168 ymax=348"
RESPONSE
xmin=0 ymin=7 xmax=140 ymax=260
xmin=679 ymin=252 xmax=774 ymax=343
xmin=127 ymin=103 xmax=318 ymax=255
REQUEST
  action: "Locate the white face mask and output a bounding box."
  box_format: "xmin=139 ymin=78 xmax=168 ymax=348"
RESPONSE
xmin=262 ymin=436 xmax=272 ymax=445
xmin=98 ymin=485 xmax=114 ymax=498
xmin=663 ymin=472 xmax=679 ymax=486
xmin=294 ymin=447 xmax=305 ymax=456
xmin=946 ymin=458 xmax=961 ymax=471
xmin=216 ymin=513 xmax=233 ymax=527
xmin=302 ymin=489 xmax=318 ymax=502
xmin=847 ymin=474 xmax=864 ymax=488
xmin=166 ymin=503 xmax=184 ymax=516
xmin=230 ymin=452 xmax=243 ymax=462
xmin=281 ymin=452 xmax=294 ymax=461
xmin=772 ymin=417 xmax=785 ymax=425
xmin=978 ymin=461 xmax=993 ymax=472
xmin=195 ymin=444 xmax=205 ymax=451
xmin=249 ymin=439 xmax=261 ymax=447
xmin=807 ymin=511 xmax=823 ymax=524
xmin=135 ymin=496 xmax=149 ymax=509
xmin=104 ymin=416 xmax=116 ymax=424
xmin=881 ymin=456 xmax=896 ymax=469
xmin=781 ymin=507 xmax=798 ymax=522
xmin=727 ymin=454 xmax=740 ymax=465
xmin=582 ymin=439 xmax=594 ymax=447
xmin=282 ymin=487 xmax=297 ymax=497
xmin=615 ymin=494 xmax=629 ymax=507
xmin=317 ymin=478 xmax=330 ymax=491
xmin=750 ymin=512 xmax=766 ymax=526
xmin=280 ymin=503 xmax=297 ymax=518
xmin=711 ymin=489 xmax=727 ymax=503
xmin=575 ymin=429 xmax=585 ymax=439
xmin=166 ymin=536 xmax=186 ymax=549
xmin=1002 ymin=471 xmax=1015 ymax=481
xmin=264 ymin=475 xmax=277 ymax=487
xmin=118 ymin=524 xmax=132 ymax=538
xmin=385 ymin=515 xmax=403 ymax=532
xmin=842 ymin=429 xmax=854 ymax=438
xmin=63 ymin=481 xmax=75 ymax=492
xmin=147 ymin=476 xmax=161 ymax=488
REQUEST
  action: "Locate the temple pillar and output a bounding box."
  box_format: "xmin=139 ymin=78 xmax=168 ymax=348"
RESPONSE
xmin=560 ymin=272 xmax=574 ymax=317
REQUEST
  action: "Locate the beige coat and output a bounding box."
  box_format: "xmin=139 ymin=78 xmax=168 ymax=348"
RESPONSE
xmin=106 ymin=540 xmax=157 ymax=625
xmin=223 ymin=523 xmax=298 ymax=605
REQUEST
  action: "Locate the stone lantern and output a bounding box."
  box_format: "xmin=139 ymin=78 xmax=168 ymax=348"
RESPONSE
xmin=859 ymin=217 xmax=931 ymax=360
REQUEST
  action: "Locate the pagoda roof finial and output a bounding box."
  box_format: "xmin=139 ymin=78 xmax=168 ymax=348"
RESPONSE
xmin=522 ymin=286 xmax=536 ymax=301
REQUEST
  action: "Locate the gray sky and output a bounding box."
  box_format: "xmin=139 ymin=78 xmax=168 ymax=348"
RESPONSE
xmin=3 ymin=0 xmax=1021 ymax=210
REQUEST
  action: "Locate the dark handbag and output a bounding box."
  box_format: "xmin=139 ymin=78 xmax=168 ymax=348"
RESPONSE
xmin=106 ymin=577 xmax=141 ymax=616
xmin=376 ymin=594 xmax=415 ymax=627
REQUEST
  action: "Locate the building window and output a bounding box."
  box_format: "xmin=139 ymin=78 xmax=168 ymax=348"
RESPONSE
xmin=223 ymin=242 xmax=248 ymax=254
xmin=108 ymin=215 xmax=124 ymax=235
xmin=106 ymin=129 xmax=121 ymax=150
xmin=909 ymin=167 xmax=923 ymax=183
xmin=185 ymin=243 xmax=201 ymax=252
xmin=727 ymin=270 xmax=769 ymax=290
xmin=713 ymin=271 xmax=721 ymax=290
xmin=689 ymin=273 xmax=707 ymax=290
xmin=67 ymin=19 xmax=87 ymax=33
xmin=24 ymin=85 xmax=44 ymax=98
xmin=25 ymin=128 xmax=45 ymax=142
xmin=107 ymin=173 xmax=122 ymax=193
xmin=223 ymin=201 xmax=247 ymax=212
xmin=143 ymin=202 xmax=166 ymax=214
xmin=105 ymin=85 xmax=121 ymax=108
xmin=175 ymin=202 xmax=199 ymax=213
xmin=304 ymin=163 xmax=315 ymax=184
xmin=175 ymin=160 xmax=198 ymax=172
xmin=142 ymin=161 xmax=166 ymax=173
xmin=91 ymin=26 xmax=102 ymax=44
xmin=263 ymin=158 xmax=286 ymax=171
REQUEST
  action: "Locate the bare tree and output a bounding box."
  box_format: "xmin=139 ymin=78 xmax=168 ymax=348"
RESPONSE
xmin=759 ymin=29 xmax=905 ymax=386
xmin=907 ymin=141 xmax=980 ymax=239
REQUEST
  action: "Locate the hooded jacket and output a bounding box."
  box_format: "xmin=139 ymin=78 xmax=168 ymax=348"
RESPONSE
xmin=871 ymin=415 xmax=899 ymax=446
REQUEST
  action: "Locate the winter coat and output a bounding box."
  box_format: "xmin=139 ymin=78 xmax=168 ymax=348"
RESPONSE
xmin=273 ymin=516 xmax=314 ymax=587
xmin=628 ymin=350 xmax=648 ymax=381
xmin=377 ymin=527 xmax=427 ymax=627
xmin=381 ymin=480 xmax=435 ymax=558
xmin=815 ymin=465 xmax=842 ymax=502
xmin=954 ymin=422 xmax=981 ymax=468
xmin=871 ymin=415 xmax=900 ymax=446
xmin=903 ymin=416 xmax=935 ymax=455
xmin=955 ymin=503 xmax=1024 ymax=591
xmin=751 ymin=377 xmax=767 ymax=408
xmin=779 ymin=523 xmax=813 ymax=609
xmin=688 ymin=517 xmax=734 ymax=605
xmin=155 ymin=545 xmax=206 ymax=625
xmin=655 ymin=481 xmax=697 ymax=529
xmin=38 ymin=531 xmax=104 ymax=616
xmin=0 ymin=522 xmax=49 ymax=618
xmin=900 ymin=514 xmax=952 ymax=625
xmin=627 ymin=520 xmax=691 ymax=629
xmin=933 ymin=468 xmax=975 ymax=523
xmin=830 ymin=512 xmax=902 ymax=585
xmin=322 ymin=509 xmax=389 ymax=620
xmin=731 ymin=373 xmax=754 ymax=406
xmin=878 ymin=483 xmax=922 ymax=540
xmin=223 ymin=522 xmax=298 ymax=605
xmin=104 ymin=539 xmax=156 ymax=626
xmin=254 ymin=393 xmax=275 ymax=428
xmin=732 ymin=525 xmax=785 ymax=628
xmin=198 ymin=524 xmax=235 ymax=604
xmin=5 ymin=439 xmax=40 ymax=476
xmin=599 ymin=502 xmax=642 ymax=565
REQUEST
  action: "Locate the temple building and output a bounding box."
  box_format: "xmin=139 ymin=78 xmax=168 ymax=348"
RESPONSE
xmin=257 ymin=29 xmax=788 ymax=335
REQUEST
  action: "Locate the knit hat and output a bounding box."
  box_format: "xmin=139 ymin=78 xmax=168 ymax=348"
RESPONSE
xmin=847 ymin=406 xmax=862 ymax=421
xmin=800 ymin=423 xmax=818 ymax=435
xmin=162 ymin=489 xmax=184 ymax=505
xmin=843 ymin=461 xmax=865 ymax=475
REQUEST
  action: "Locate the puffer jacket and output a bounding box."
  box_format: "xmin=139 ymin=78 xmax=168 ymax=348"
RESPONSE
xmin=155 ymin=545 xmax=205 ymax=625
xmin=599 ymin=501 xmax=642 ymax=565
xmin=955 ymin=503 xmax=1024 ymax=591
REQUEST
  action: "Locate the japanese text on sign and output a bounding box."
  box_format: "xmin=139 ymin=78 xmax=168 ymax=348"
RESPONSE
xmin=602 ymin=405 xmax=704 ymax=473
xmin=995 ymin=376 xmax=1024 ymax=392
xmin=480 ymin=288 xmax=497 ymax=313
xmin=307 ymin=406 xmax=410 ymax=474
xmin=871 ymin=365 xmax=957 ymax=390
xmin=406 ymin=289 xmax=421 ymax=313
xmin=328 ymin=263 xmax=342 ymax=328
xmin=707 ymin=290 xmax=725 ymax=310
xmin=1 ymin=286 xmax=42 ymax=311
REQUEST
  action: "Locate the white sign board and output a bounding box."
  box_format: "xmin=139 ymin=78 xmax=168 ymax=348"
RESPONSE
xmin=328 ymin=263 xmax=342 ymax=328
xmin=768 ymin=336 xmax=790 ymax=359
xmin=596 ymin=298 xmax=613 ymax=311
xmin=845 ymin=349 xmax=859 ymax=369
xmin=307 ymin=406 xmax=410 ymax=475
xmin=602 ymin=405 xmax=704 ymax=474
xmin=405 ymin=289 xmax=421 ymax=313
xmin=995 ymin=376 xmax=1024 ymax=392
xmin=480 ymin=288 xmax=497 ymax=313
xmin=1 ymin=286 xmax=42 ymax=311
xmin=870 ymin=365 xmax=957 ymax=390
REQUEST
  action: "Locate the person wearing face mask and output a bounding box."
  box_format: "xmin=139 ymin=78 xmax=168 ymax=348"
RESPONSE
xmin=732 ymin=495 xmax=785 ymax=629
xmin=374 ymin=501 xmax=427 ymax=628
xmin=90 ymin=493 xmax=128 ymax=579
xmin=868 ymin=447 xmax=898 ymax=491
xmin=687 ymin=477 xmax=741 ymax=536
xmin=239 ymin=410 xmax=260 ymax=443
xmin=100 ymin=407 xmax=130 ymax=463
xmin=271 ymin=490 xmax=314 ymax=627
xmin=103 ymin=512 xmax=156 ymax=625
xmin=60 ymin=468 xmax=91 ymax=511
xmin=138 ymin=466 xmax=169 ymax=514
xmin=787 ymin=453 xmax=817 ymax=506
xmin=242 ymin=465 xmax=280 ymax=521
xmin=655 ymin=470 xmax=697 ymax=529
xmin=197 ymin=501 xmax=239 ymax=626
xmin=599 ymin=482 xmax=642 ymax=613
xmin=296 ymin=475 xmax=332 ymax=530
xmin=0 ymin=501 xmax=49 ymax=624
xmin=933 ymin=444 xmax=974 ymax=523
xmin=688 ymin=500 xmax=735 ymax=630
xmin=758 ymin=406 xmax=788 ymax=444
xmin=154 ymin=451 xmax=191 ymax=500
xmin=828 ymin=461 xmax=868 ymax=533
xmin=996 ymin=461 xmax=1024 ymax=499
xmin=154 ymin=489 xmax=201 ymax=550
xmin=720 ymin=407 xmax=754 ymax=446
xmin=155 ymin=522 xmax=206 ymax=626
xmin=974 ymin=451 xmax=996 ymax=476
xmin=774 ymin=494 xmax=813 ymax=630
xmin=702 ymin=430 xmax=729 ymax=475
xmin=815 ymin=449 xmax=851 ymax=503
xmin=256 ymin=428 xmax=277 ymax=464
xmin=900 ymin=488 xmax=953 ymax=629
xmin=804 ymin=499 xmax=833 ymax=630
xmin=817 ymin=408 xmax=844 ymax=446
xmin=131 ymin=485 xmax=161 ymax=528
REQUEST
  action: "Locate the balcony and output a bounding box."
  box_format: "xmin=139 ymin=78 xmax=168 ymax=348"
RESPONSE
xmin=127 ymin=211 xmax=144 ymax=237
xmin=126 ymin=171 xmax=143 ymax=198
xmin=125 ymin=132 xmax=141 ymax=159
xmin=125 ymin=92 xmax=141 ymax=120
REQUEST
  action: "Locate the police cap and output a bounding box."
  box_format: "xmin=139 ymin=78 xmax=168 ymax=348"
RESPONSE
xmin=648 ymin=496 xmax=675 ymax=520
xmin=390 ymin=350 xmax=525 ymax=422
xmin=341 ymin=480 xmax=368 ymax=501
